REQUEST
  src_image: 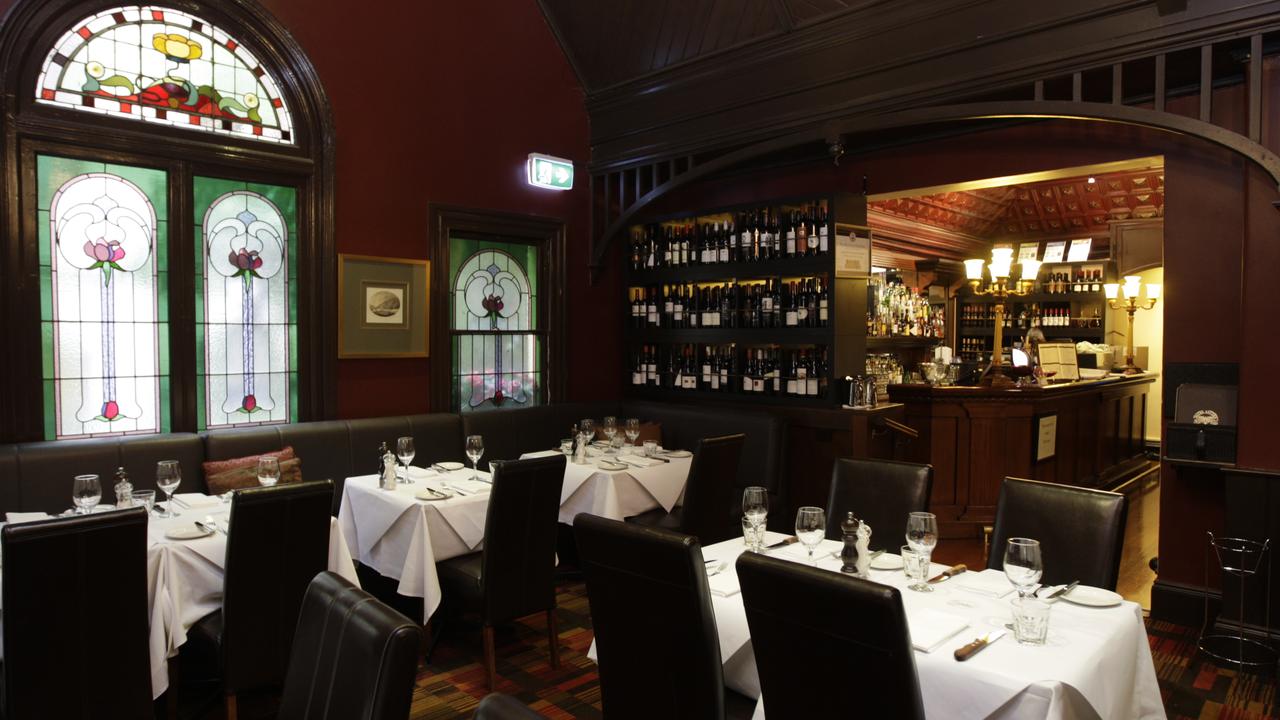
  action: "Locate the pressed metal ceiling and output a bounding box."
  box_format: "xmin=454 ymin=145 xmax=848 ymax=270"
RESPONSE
xmin=537 ymin=0 xmax=863 ymax=91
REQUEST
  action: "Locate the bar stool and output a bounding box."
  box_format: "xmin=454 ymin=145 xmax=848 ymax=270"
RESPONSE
xmin=1199 ymin=532 xmax=1278 ymax=668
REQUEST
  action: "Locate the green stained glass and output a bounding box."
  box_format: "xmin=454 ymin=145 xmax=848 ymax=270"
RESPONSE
xmin=38 ymin=211 xmax=51 ymax=267
xmin=40 ymin=322 xmax=54 ymax=379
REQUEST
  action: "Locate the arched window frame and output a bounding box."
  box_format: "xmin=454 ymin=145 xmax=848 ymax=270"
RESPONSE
xmin=0 ymin=0 xmax=336 ymax=442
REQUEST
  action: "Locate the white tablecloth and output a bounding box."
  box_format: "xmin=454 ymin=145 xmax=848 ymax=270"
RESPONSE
xmin=337 ymin=467 xmax=493 ymax=623
xmin=144 ymin=508 xmax=359 ymax=699
xmin=694 ymin=532 xmax=1164 ymax=720
xmin=519 ymin=449 xmax=691 ymax=523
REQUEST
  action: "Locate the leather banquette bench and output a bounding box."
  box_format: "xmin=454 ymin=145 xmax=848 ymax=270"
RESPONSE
xmin=0 ymin=401 xmax=787 ymax=520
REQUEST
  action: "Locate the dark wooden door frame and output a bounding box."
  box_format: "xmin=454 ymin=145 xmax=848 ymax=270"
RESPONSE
xmin=427 ymin=204 xmax=567 ymax=413
xmin=0 ymin=0 xmax=336 ymax=442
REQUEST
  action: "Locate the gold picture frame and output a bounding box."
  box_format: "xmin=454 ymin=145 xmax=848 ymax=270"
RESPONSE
xmin=338 ymin=253 xmax=430 ymax=358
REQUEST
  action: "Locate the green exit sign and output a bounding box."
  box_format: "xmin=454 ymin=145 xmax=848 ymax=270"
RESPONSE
xmin=527 ymin=153 xmax=574 ymax=190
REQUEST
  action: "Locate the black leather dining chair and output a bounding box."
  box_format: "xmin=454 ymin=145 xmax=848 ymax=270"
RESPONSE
xmin=986 ymin=476 xmax=1128 ymax=590
xmin=574 ymin=513 xmax=754 ymax=720
xmin=472 ymin=692 xmax=543 ymax=719
xmin=824 ymin=458 xmax=933 ymax=548
xmin=278 ymin=571 xmax=421 ymax=720
xmin=627 ymin=433 xmax=745 ymax=545
xmin=2 ymin=507 xmax=152 ymax=719
xmin=737 ymin=551 xmax=926 ymax=720
xmin=436 ymin=454 xmax=566 ymax=690
xmin=185 ymin=480 xmax=335 ymax=719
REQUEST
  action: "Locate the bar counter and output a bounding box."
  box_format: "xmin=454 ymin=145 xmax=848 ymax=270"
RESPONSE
xmin=888 ymin=374 xmax=1155 ymax=537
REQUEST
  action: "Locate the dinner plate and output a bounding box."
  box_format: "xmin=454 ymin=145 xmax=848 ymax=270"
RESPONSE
xmin=1060 ymin=585 xmax=1123 ymax=607
xmin=433 ymin=461 xmax=465 ymax=471
xmin=871 ymin=552 xmax=904 ymax=571
xmin=165 ymin=526 xmax=214 ymax=540
xmin=415 ymin=487 xmax=454 ymax=501
xmin=662 ymin=450 xmax=693 ymax=458
xmin=597 ymin=461 xmax=628 ymax=471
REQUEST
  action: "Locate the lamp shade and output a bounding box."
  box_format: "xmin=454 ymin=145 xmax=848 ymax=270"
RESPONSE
xmin=1122 ymin=275 xmax=1142 ymax=299
xmin=1146 ymin=283 xmax=1161 ymax=301
xmin=1104 ymin=283 xmax=1119 ymax=299
xmin=1020 ymin=259 xmax=1042 ymax=282
xmin=964 ymin=258 xmax=985 ymax=280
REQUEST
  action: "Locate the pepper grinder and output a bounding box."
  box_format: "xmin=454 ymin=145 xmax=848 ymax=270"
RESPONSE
xmin=840 ymin=512 xmax=860 ymax=574
xmin=113 ymin=466 xmax=133 ymax=508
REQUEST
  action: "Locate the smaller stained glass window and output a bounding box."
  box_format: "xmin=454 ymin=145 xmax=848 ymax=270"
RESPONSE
xmin=35 ymin=6 xmax=293 ymax=144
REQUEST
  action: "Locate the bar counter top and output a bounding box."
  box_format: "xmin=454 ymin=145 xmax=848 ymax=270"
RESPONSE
xmin=888 ymin=373 xmax=1156 ymax=399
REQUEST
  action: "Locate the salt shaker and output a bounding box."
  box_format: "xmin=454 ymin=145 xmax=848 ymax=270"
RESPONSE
xmin=855 ymin=520 xmax=873 ymax=578
xmin=840 ymin=512 xmax=860 ymax=574
xmin=113 ymin=466 xmax=133 ymax=508
xmin=378 ymin=442 xmax=398 ymax=490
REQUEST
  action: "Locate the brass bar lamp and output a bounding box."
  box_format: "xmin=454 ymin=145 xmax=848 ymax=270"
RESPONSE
xmin=964 ymin=248 xmax=1040 ymax=388
xmin=1104 ymin=275 xmax=1159 ymax=374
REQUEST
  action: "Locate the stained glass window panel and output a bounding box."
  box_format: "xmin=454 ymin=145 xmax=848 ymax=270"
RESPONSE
xmin=194 ymin=177 xmax=297 ymax=430
xmin=38 ymin=154 xmax=169 ymax=439
xmin=36 ymin=6 xmax=293 ymax=144
xmin=449 ymin=238 xmax=542 ymax=412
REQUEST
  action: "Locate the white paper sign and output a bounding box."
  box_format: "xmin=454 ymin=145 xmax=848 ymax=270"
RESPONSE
xmin=835 ymin=230 xmax=871 ymax=277
xmin=1066 ymin=238 xmax=1093 ymax=262
xmin=1042 ymin=241 xmax=1066 ymax=263
xmin=1018 ymin=243 xmax=1040 ymax=262
xmin=1036 ymin=414 xmax=1058 ymax=461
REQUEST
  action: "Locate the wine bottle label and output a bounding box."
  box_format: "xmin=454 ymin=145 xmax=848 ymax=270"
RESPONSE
xmin=787 ymin=379 xmax=798 ymax=394
xmin=674 ymin=309 xmax=683 ymax=321
xmin=684 ymin=376 xmax=696 ymax=389
xmin=807 ymin=234 xmax=819 ymax=250
xmin=819 ymin=232 xmax=828 ymax=253
xmin=797 ymin=308 xmax=809 ymax=320
xmin=741 ymin=231 xmax=751 ymax=248
xmin=664 ymin=301 xmax=673 ymax=314
xmin=752 ymin=378 xmax=764 ymax=392
xmin=702 ymin=365 xmax=712 ymax=382
xmin=772 ymin=376 xmax=780 ymax=392
xmin=786 ymin=232 xmax=796 ymax=254
xmin=761 ymin=231 xmax=772 ymax=250
xmin=743 ymin=377 xmax=753 ymax=392
xmin=797 ymin=367 xmax=807 ymax=379
xmin=719 ymin=369 xmax=728 ymax=386
xmin=807 ymin=378 xmax=819 ymax=395
xmin=819 ymin=308 xmax=829 ymax=322
xmin=762 ymin=297 xmax=774 ymax=311
xmin=786 ymin=311 xmax=798 ymax=326
xmin=711 ymin=374 xmax=720 ymax=389
xmin=648 ymin=311 xmax=658 ymax=324
xmin=719 ymin=247 xmax=728 ymax=262
xmin=632 ymin=372 xmax=643 ymax=385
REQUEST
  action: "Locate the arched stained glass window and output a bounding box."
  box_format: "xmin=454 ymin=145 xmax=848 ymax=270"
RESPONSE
xmin=39 ymin=155 xmax=169 ymax=439
xmin=450 ymin=239 xmax=543 ymax=411
xmin=195 ymin=178 xmax=297 ymax=429
xmin=35 ymin=6 xmax=293 ymax=144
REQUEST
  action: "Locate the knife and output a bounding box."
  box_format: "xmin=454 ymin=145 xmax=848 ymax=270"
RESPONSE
xmin=954 ymin=629 xmax=1005 ymax=661
xmin=927 ymin=563 xmax=968 ymax=584
xmin=765 ymin=536 xmax=798 ymax=550
xmin=1043 ymin=580 xmax=1079 ymax=600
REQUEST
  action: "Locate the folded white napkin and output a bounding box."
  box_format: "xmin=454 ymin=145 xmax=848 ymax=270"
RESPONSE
xmin=5 ymin=512 xmax=51 ymax=523
xmin=172 ymin=493 xmax=221 ymax=509
xmin=442 ymin=478 xmax=491 ymax=495
xmin=908 ymin=608 xmax=970 ymax=653
xmin=951 ymin=568 xmax=1017 ymax=599
xmin=521 ymin=450 xmax=562 ymax=459
xmin=708 ymin=571 xmax=741 ymax=598
xmin=618 ymin=454 xmax=662 ymax=468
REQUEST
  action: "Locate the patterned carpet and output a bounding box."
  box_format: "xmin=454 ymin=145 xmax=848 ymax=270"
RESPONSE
xmin=1147 ymin=619 xmax=1278 ymax=719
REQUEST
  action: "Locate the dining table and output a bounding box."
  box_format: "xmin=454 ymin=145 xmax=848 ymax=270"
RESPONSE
xmin=520 ymin=446 xmax=691 ymax=523
xmin=4 ymin=497 xmax=360 ymax=700
xmin=588 ymin=530 xmax=1163 ymax=720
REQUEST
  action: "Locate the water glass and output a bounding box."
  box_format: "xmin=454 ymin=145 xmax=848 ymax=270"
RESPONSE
xmin=133 ymin=489 xmax=156 ymax=515
xmin=625 ymin=418 xmax=640 ymax=447
xmin=742 ymin=516 xmax=764 ymax=552
xmin=465 ymin=435 xmax=485 ymax=480
xmin=902 ymin=545 xmax=932 ymax=592
xmin=396 ymin=436 xmax=416 ymax=483
xmin=795 ymin=506 xmax=825 ymax=565
xmin=1003 ymin=537 xmax=1044 ymax=598
xmin=72 ymin=474 xmax=101 ymax=515
xmin=742 ymin=486 xmax=768 ymax=551
xmin=156 ymin=460 xmax=181 ymax=518
xmin=1011 ymin=596 xmax=1051 ymax=645
xmin=257 ymin=456 xmax=281 ymax=487
xmin=643 ymin=440 xmax=658 ymax=457
xmin=905 ymin=511 xmax=938 ymax=554
xmin=560 ymin=438 xmax=574 ymax=457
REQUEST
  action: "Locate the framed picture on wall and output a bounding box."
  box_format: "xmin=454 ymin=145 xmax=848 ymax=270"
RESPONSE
xmin=338 ymin=254 xmax=430 ymax=358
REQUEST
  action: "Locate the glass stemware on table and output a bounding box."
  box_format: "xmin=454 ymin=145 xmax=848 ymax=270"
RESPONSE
xmin=905 ymin=511 xmax=938 ymax=592
xmin=72 ymin=474 xmax=101 ymax=515
xmin=742 ymin=486 xmax=769 ymax=552
xmin=133 ymin=489 xmax=155 ymax=514
xmin=156 ymin=460 xmax=182 ymax=518
xmin=795 ymin=506 xmax=825 ymax=565
xmin=624 ymin=418 xmax=640 ymax=450
xmin=396 ymin=436 xmax=416 ymax=483
xmin=465 ymin=434 xmax=485 ymax=481
xmin=602 ymin=416 xmax=618 ymax=453
xmin=1003 ymin=537 xmax=1044 ymax=598
xmin=257 ymin=456 xmax=281 ymax=487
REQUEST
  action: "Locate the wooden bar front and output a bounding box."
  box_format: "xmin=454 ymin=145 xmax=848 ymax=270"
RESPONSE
xmin=889 ymin=375 xmax=1154 ymax=538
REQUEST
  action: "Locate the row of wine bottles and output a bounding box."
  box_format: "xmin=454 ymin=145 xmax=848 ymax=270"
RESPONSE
xmin=630 ymin=344 xmax=830 ymax=397
xmin=628 ymin=278 xmax=829 ymax=330
xmin=1039 ymin=269 xmax=1105 ymax=295
xmin=959 ymin=303 xmax=1102 ymax=329
xmin=629 ymin=202 xmax=830 ymax=270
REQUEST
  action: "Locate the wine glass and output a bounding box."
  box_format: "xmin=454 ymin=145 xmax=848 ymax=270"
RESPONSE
xmin=72 ymin=474 xmax=101 ymax=515
xmin=905 ymin=512 xmax=938 ymax=592
xmin=257 ymin=456 xmax=281 ymax=487
xmin=396 ymin=436 xmax=416 ymax=484
xmin=1003 ymin=537 xmax=1044 ymax=598
xmin=156 ymin=460 xmax=181 ymax=518
xmin=624 ymin=418 xmax=640 ymax=449
xmin=465 ymin=435 xmax=485 ymax=481
xmin=795 ymin=506 xmax=825 ymax=565
xmin=602 ymin=416 xmax=618 ymax=453
xmin=742 ymin=486 xmax=769 ymax=552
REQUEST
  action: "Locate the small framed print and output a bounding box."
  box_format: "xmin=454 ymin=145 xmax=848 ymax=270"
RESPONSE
xmin=1035 ymin=413 xmax=1058 ymax=462
xmin=1018 ymin=242 xmax=1041 ymax=262
xmin=1043 ymin=241 xmax=1067 ymax=263
xmin=339 ymin=254 xmax=430 ymax=358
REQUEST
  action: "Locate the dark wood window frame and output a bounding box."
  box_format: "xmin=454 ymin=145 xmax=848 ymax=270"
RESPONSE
xmin=428 ymin=205 xmax=566 ymax=412
xmin=0 ymin=0 xmax=336 ymax=442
